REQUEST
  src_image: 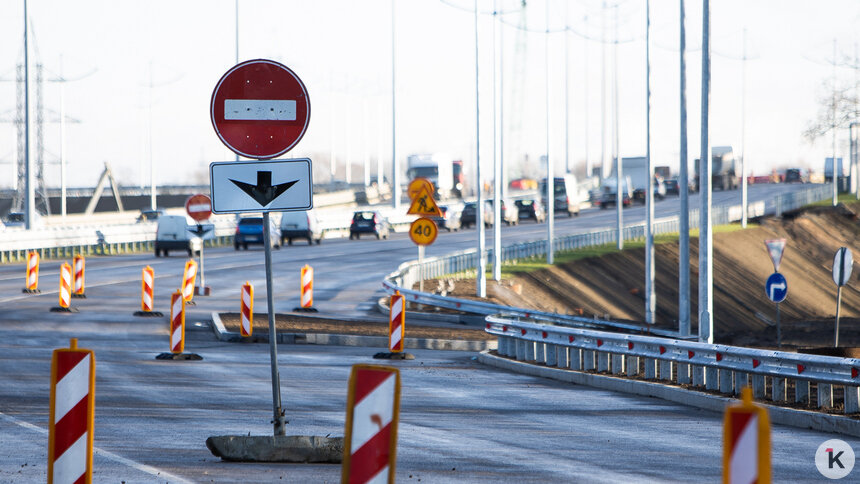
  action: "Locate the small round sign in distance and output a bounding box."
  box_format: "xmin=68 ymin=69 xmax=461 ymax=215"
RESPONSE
xmin=765 ymin=272 xmax=787 ymax=303
xmin=832 ymin=247 xmax=853 ymax=287
xmin=409 ymin=217 xmax=438 ymax=246
xmin=210 ymin=59 xmax=311 ymax=160
xmin=185 ymin=194 xmax=212 ymax=222
xmin=407 ymin=178 xmax=435 ymax=201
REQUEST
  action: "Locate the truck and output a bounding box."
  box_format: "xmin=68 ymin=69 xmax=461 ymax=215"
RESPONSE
xmin=824 ymin=157 xmax=845 ymax=183
xmin=608 ymin=157 xmax=666 ymax=204
xmin=694 ymin=146 xmax=738 ymax=191
xmin=406 ymin=154 xmax=464 ymax=199
xmin=598 ymin=176 xmax=633 ymax=209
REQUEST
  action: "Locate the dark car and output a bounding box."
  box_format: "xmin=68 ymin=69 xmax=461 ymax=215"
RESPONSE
xmin=784 ymin=168 xmax=808 ymax=183
xmin=234 ymin=217 xmax=281 ymax=250
xmin=515 ymin=199 xmax=546 ymax=223
xmin=432 ymin=205 xmax=462 ymax=232
xmin=349 ymin=211 xmax=391 ymax=239
xmin=460 ymin=201 xmax=492 ymax=228
xmin=664 ymin=178 xmax=680 ymax=196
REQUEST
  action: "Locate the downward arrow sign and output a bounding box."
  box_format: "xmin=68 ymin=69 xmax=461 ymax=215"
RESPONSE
xmin=230 ymin=171 xmax=298 ymax=207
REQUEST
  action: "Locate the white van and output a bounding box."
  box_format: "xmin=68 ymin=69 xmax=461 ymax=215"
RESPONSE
xmin=280 ymin=210 xmax=323 ymax=245
xmin=155 ymin=215 xmax=202 ymax=257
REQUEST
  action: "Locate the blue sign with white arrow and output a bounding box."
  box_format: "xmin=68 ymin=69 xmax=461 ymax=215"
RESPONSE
xmin=765 ymin=272 xmax=787 ymax=303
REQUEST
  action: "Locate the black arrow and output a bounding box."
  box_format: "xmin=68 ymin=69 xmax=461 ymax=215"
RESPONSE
xmin=229 ymin=171 xmax=298 ymax=207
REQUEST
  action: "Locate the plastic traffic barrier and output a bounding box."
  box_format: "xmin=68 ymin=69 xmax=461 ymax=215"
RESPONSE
xmin=23 ymin=250 xmax=39 ymax=293
xmin=389 ymin=292 xmax=405 ymax=353
xmin=72 ymin=254 xmax=86 ymax=298
xmin=182 ymin=259 xmax=198 ymax=303
xmin=57 ymin=263 xmax=72 ymax=310
xmin=723 ymin=387 xmax=771 ymax=484
xmin=241 ymin=281 xmax=253 ymax=337
xmin=301 ymin=264 xmax=313 ymax=309
xmin=170 ymin=290 xmax=185 ymax=354
xmin=342 ymin=365 xmax=401 ymax=484
xmin=133 ymin=266 xmax=162 ymax=317
xmin=48 ymin=338 xmax=95 ymax=484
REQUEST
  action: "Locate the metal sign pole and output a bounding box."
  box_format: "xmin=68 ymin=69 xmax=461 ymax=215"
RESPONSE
xmin=263 ymin=212 xmax=286 ymax=435
xmin=198 ymin=224 xmax=206 ymax=291
xmin=418 ymin=245 xmax=424 ymax=294
xmin=835 ymin=285 xmax=843 ymax=348
xmin=776 ymin=302 xmax=781 ymax=349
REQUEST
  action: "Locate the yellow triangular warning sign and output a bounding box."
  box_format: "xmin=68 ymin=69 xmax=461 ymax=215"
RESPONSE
xmin=407 ymin=187 xmax=441 ymax=216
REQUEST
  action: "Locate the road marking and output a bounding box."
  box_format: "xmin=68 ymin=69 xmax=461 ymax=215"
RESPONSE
xmin=0 ymin=411 xmax=194 ymax=484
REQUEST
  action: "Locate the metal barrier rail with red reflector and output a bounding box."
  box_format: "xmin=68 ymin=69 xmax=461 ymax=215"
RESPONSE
xmin=485 ymin=315 xmax=860 ymax=414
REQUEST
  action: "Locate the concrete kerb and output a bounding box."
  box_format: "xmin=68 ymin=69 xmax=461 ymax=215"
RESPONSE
xmin=210 ymin=312 xmax=496 ymax=352
xmin=375 ymin=296 xmax=486 ymax=325
xmin=478 ymin=350 xmax=860 ymax=438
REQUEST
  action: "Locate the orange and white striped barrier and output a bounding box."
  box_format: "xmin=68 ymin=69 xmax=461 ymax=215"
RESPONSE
xmin=342 ymin=365 xmax=401 ymax=484
xmin=57 ymin=263 xmax=72 ymax=310
xmin=241 ymin=282 xmax=254 ymax=337
xmin=389 ymin=292 xmax=405 ymax=353
xmin=301 ymin=264 xmax=313 ymax=308
xmin=72 ymin=254 xmax=86 ymax=298
xmin=170 ymin=290 xmax=185 ymax=354
xmin=48 ymin=338 xmax=95 ymax=484
xmin=182 ymin=259 xmax=198 ymax=303
xmin=23 ymin=251 xmax=39 ymax=293
xmin=723 ymin=387 xmax=771 ymax=484
xmin=134 ymin=266 xmax=162 ymax=317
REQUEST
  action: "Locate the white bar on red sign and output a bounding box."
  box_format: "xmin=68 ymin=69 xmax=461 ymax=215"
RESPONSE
xmin=187 ymin=203 xmax=210 ymax=212
xmin=224 ymin=99 xmax=297 ymax=121
xmin=729 ymin=414 xmax=758 ymax=484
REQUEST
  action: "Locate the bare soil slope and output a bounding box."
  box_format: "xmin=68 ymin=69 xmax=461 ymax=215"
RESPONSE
xmin=422 ymin=203 xmax=860 ymax=348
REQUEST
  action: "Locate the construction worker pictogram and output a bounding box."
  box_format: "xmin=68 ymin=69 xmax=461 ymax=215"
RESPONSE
xmin=241 ymin=281 xmax=254 ymax=337
xmin=23 ymin=251 xmax=40 ymax=293
xmin=169 ymin=290 xmax=185 ymax=354
xmin=71 ymin=254 xmax=86 ymax=298
xmin=48 ymin=338 xmax=95 ymax=484
xmin=51 ymin=263 xmax=78 ymax=313
xmin=723 ymin=387 xmax=771 ymax=484
xmin=182 ymin=259 xmax=198 ymax=304
xmin=389 ymin=292 xmax=405 ymax=353
xmin=342 ymin=365 xmax=401 ymax=484
xmin=406 ymin=187 xmax=441 ymax=217
xmin=134 ymin=266 xmax=162 ymax=317
xmin=407 ymin=177 xmax=434 ymax=200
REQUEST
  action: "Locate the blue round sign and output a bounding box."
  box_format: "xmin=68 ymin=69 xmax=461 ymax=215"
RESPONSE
xmin=765 ymin=272 xmax=787 ymax=303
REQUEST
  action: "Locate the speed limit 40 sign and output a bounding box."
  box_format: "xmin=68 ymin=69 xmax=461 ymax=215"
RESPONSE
xmin=409 ymin=218 xmax=438 ymax=246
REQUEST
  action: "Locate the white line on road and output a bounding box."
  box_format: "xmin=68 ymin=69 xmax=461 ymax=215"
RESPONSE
xmin=0 ymin=411 xmax=194 ymax=484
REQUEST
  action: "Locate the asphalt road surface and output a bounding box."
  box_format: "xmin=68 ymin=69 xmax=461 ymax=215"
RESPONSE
xmin=1 ymin=183 xmax=855 ymax=482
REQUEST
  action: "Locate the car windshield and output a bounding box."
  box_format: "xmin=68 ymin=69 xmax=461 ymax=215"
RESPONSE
xmin=239 ymin=218 xmax=262 ymax=225
xmin=354 ymin=212 xmax=375 ymax=221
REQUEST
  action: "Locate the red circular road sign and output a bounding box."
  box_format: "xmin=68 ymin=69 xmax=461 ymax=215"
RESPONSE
xmin=185 ymin=194 xmax=212 ymax=222
xmin=210 ymin=59 xmax=311 ymax=159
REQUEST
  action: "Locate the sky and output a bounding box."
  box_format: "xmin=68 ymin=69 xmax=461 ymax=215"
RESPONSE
xmin=1 ymin=0 xmax=860 ymax=191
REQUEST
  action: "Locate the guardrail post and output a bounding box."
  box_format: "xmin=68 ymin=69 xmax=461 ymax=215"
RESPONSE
xmin=818 ymin=384 xmax=833 ymax=409
xmin=557 ymin=347 xmax=569 ymax=368
xmin=611 ymin=354 xmax=624 ymax=375
xmin=525 ymin=341 xmax=536 ymax=362
xmin=795 ymin=380 xmax=810 ymax=405
xmin=719 ymin=370 xmax=734 ymax=394
xmin=751 ymin=374 xmax=765 ymax=399
xmin=705 ymin=368 xmax=719 ymax=390
xmin=845 ymin=386 xmax=860 ymax=414
xmin=659 ymin=360 xmax=672 ymax=381
xmin=644 ymin=358 xmax=657 ymax=379
xmin=734 ymin=373 xmax=748 ymax=396
xmin=569 ymin=348 xmax=581 ymax=370
xmin=535 ymin=342 xmax=545 ymax=363
xmin=677 ymin=363 xmax=690 ymax=384
xmin=515 ymin=340 xmax=526 ymax=361
xmin=771 ymin=378 xmax=786 ymax=402
xmin=597 ymin=352 xmax=609 ymax=372
xmin=626 ymin=356 xmax=639 ymax=377
xmin=497 ymin=337 xmax=510 ymax=357
xmin=583 ymin=350 xmax=595 ymax=371
xmin=545 ymin=344 xmax=558 ymax=367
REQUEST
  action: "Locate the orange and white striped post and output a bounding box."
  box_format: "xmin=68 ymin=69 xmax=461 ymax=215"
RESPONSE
xmin=24 ymin=251 xmax=39 ymax=293
xmin=48 ymin=338 xmax=95 ymax=484
xmin=72 ymin=254 xmax=86 ymax=298
xmin=182 ymin=260 xmax=198 ymax=304
xmin=57 ymin=263 xmax=72 ymax=310
xmin=723 ymin=387 xmax=771 ymax=484
xmin=170 ymin=290 xmax=185 ymax=354
xmin=389 ymin=291 xmax=405 ymax=353
xmin=141 ymin=266 xmax=154 ymax=312
xmin=241 ymin=281 xmax=254 ymax=337
xmin=342 ymin=365 xmax=401 ymax=484
xmin=300 ymin=264 xmax=313 ymax=309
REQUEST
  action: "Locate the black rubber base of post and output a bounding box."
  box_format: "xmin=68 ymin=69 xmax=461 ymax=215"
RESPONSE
xmin=21 ymin=289 xmax=40 ymax=294
xmin=185 ymin=300 xmax=197 ymax=306
xmin=194 ymin=286 xmax=211 ymax=296
xmin=50 ymin=307 xmax=79 ymax=313
xmin=71 ymin=293 xmax=87 ymax=299
xmin=133 ymin=311 xmax=164 ymax=317
xmin=155 ymin=352 xmax=203 ymax=361
xmin=293 ymin=307 xmax=318 ymax=313
xmin=372 ymin=352 xmax=415 ymax=360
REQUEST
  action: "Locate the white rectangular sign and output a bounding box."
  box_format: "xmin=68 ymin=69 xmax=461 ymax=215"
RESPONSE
xmin=210 ymin=158 xmax=313 ymax=214
xmin=224 ymin=99 xmax=297 ymax=121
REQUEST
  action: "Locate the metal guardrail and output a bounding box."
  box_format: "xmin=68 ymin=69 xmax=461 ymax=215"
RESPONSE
xmin=486 ymin=315 xmax=860 ymax=414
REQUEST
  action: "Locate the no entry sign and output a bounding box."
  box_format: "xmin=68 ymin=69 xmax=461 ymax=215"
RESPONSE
xmin=185 ymin=194 xmax=212 ymax=222
xmin=210 ymin=59 xmax=311 ymax=159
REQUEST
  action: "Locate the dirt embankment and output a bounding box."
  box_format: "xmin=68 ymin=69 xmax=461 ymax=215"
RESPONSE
xmin=420 ymin=203 xmax=860 ymax=348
